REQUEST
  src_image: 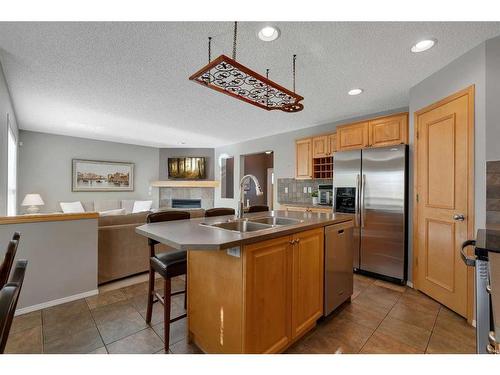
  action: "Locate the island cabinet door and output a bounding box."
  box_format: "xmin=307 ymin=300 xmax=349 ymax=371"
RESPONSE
xmin=291 ymin=228 xmax=324 ymax=340
xmin=243 ymin=236 xmax=293 ymax=354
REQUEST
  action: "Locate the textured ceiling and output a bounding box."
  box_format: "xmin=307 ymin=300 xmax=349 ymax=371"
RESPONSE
xmin=0 ymin=22 xmax=499 ymax=147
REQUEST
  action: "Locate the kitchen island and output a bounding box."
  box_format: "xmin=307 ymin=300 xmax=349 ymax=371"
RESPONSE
xmin=136 ymin=210 xmax=353 ymax=354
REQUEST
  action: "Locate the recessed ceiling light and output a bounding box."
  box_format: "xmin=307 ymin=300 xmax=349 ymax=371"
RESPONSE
xmin=258 ymin=26 xmax=280 ymax=42
xmin=411 ymin=39 xmax=436 ymax=53
xmin=348 ymin=88 xmax=363 ymax=96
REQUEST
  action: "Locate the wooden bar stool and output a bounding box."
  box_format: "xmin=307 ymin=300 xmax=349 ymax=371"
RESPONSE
xmin=145 ymin=211 xmax=190 ymax=351
xmin=204 ymin=208 xmax=235 ymax=217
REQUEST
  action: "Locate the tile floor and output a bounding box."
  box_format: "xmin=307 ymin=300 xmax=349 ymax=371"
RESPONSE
xmin=5 ymin=274 xmax=476 ymax=354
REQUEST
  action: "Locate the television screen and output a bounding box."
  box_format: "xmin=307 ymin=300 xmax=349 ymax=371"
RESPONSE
xmin=168 ymin=157 xmax=206 ymax=179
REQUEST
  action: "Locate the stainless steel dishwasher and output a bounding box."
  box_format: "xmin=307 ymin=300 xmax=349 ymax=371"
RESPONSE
xmin=324 ymin=221 xmax=354 ymax=316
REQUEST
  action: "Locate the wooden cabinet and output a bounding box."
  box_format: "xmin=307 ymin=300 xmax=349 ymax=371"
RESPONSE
xmin=291 ymin=228 xmax=324 ymax=338
xmin=328 ymin=133 xmax=337 ymax=154
xmin=283 ymin=205 xmax=332 ymax=214
xmin=244 ymin=236 xmax=292 ymax=353
xmin=243 ymin=228 xmax=324 ymax=352
xmin=187 ymin=228 xmax=326 ymax=353
xmin=312 ymin=135 xmax=329 ymax=158
xmin=336 ymin=121 xmax=369 ymax=151
xmin=295 ymin=138 xmax=312 ymax=179
xmin=368 ymin=113 xmax=408 ymax=148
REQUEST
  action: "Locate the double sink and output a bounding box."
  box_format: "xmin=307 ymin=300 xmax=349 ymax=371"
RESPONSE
xmin=201 ymin=216 xmax=303 ymax=233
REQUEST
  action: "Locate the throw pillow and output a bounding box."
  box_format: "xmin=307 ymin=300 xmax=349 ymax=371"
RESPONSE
xmin=60 ymin=201 xmax=85 ymax=214
xmin=132 ymin=200 xmax=153 ymax=213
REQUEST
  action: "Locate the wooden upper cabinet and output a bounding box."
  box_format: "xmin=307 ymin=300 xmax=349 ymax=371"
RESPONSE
xmin=312 ymin=135 xmax=329 ymax=158
xmin=368 ymin=113 xmax=408 ymax=148
xmin=291 ymin=228 xmax=324 ymax=339
xmin=295 ymin=138 xmax=312 ymax=179
xmin=336 ymin=122 xmax=369 ymax=151
xmin=328 ymin=133 xmax=337 ymax=154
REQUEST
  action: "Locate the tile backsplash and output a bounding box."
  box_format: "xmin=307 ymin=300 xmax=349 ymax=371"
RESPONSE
xmin=277 ymin=178 xmax=331 ymax=204
xmin=487 ymin=160 xmax=500 ymax=226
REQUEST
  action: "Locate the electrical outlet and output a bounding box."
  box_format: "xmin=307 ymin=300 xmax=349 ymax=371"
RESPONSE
xmin=303 ymin=187 xmax=307 ymax=193
xmin=284 ymin=187 xmax=288 ymax=194
xmin=307 ymin=187 xmax=312 ymax=193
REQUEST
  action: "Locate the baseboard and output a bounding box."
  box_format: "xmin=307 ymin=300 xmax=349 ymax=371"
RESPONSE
xmin=15 ymin=289 xmax=99 ymax=316
xmin=406 ymin=280 xmax=414 ymax=288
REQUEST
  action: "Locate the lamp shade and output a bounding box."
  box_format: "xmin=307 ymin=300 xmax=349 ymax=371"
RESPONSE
xmin=21 ymin=194 xmax=45 ymax=206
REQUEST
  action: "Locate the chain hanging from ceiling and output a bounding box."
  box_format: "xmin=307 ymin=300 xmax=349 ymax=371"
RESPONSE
xmin=189 ymin=22 xmax=304 ymax=113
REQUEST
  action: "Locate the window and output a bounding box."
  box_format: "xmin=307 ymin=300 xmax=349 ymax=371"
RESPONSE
xmin=7 ymin=121 xmax=17 ymax=216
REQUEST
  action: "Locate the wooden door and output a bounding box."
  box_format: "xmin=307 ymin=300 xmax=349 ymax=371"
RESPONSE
xmin=336 ymin=122 xmax=369 ymax=151
xmin=312 ymin=135 xmax=329 ymax=158
xmin=328 ymin=133 xmax=337 ymax=154
xmin=295 ymin=138 xmax=312 ymax=179
xmin=291 ymin=228 xmax=324 ymax=339
xmin=368 ymin=114 xmax=408 ymax=147
xmin=243 ymin=236 xmax=292 ymax=353
xmin=414 ymin=86 xmax=474 ymax=318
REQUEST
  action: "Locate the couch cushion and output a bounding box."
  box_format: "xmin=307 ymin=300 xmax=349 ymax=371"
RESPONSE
xmin=81 ymin=201 xmax=95 ymax=212
xmin=60 ymin=201 xmax=85 ymax=213
xmin=121 ymin=200 xmax=136 ymax=214
xmin=98 ymin=211 xmax=150 ymax=227
xmin=132 ymin=200 xmax=153 ymax=213
xmin=94 ymin=200 xmax=121 ymax=212
xmin=99 ymin=208 xmax=126 ymax=217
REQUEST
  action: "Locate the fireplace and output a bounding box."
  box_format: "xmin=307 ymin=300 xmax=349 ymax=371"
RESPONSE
xmin=172 ymin=198 xmax=202 ymax=209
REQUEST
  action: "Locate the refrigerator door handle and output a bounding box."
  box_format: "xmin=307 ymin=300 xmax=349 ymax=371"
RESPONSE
xmin=355 ymin=174 xmax=360 ymax=226
xmin=361 ymin=174 xmax=366 ymax=228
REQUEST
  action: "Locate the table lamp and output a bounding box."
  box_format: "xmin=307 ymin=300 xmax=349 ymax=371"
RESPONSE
xmin=21 ymin=193 xmax=45 ymax=214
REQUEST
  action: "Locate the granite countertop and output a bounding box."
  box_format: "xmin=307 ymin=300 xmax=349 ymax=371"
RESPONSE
xmin=279 ymin=202 xmax=333 ymax=209
xmin=476 ymin=229 xmax=500 ymax=254
xmin=136 ymin=210 xmax=352 ymax=251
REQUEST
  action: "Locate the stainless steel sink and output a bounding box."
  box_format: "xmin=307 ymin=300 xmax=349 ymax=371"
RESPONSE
xmin=203 ymin=220 xmax=273 ymax=233
xmin=200 ymin=216 xmax=303 ymax=233
xmin=248 ymin=217 xmax=302 ymax=226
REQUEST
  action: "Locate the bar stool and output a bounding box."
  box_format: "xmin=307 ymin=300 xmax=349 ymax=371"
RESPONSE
xmin=0 ymin=259 xmax=28 ymax=354
xmin=205 ymin=208 xmax=235 ymax=217
xmin=0 ymin=233 xmax=21 ymax=289
xmin=145 ymin=211 xmax=190 ymax=351
xmin=248 ymin=205 xmax=269 ymax=213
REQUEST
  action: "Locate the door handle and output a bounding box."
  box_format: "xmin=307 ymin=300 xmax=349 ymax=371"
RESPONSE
xmin=361 ymin=174 xmax=366 ymax=228
xmin=354 ymin=174 xmax=360 ymax=227
xmin=453 ymin=214 xmax=465 ymax=221
xmin=460 ymin=239 xmax=476 ymax=267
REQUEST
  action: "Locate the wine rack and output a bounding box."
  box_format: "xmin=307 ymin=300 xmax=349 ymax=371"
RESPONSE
xmin=313 ymin=156 xmax=333 ymax=179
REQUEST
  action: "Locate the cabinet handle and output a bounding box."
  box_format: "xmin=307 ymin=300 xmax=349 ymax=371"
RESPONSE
xmin=338 ymin=229 xmax=344 ymax=235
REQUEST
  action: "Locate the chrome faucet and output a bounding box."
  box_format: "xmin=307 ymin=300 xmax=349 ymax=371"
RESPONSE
xmin=238 ymin=174 xmax=263 ymax=218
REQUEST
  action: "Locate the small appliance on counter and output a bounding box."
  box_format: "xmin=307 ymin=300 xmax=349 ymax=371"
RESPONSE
xmin=318 ymin=184 xmax=333 ymax=206
xmin=461 ymin=230 xmax=500 ymax=354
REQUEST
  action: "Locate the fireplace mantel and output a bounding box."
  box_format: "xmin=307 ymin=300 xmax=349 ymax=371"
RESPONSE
xmin=151 ymin=180 xmax=220 ymax=188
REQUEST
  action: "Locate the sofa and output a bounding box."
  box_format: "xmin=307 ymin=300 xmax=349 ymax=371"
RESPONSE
xmin=96 ymin=204 xmax=205 ymax=284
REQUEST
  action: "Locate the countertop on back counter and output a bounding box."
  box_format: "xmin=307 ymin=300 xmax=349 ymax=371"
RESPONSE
xmin=135 ymin=210 xmax=352 ymax=251
xmin=279 ymin=202 xmax=333 ymax=209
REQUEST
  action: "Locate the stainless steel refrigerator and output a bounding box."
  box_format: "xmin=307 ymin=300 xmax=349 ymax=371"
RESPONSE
xmin=332 ymin=144 xmax=408 ymax=283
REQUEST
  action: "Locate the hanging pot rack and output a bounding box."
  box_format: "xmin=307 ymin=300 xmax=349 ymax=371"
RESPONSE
xmin=188 ymin=22 xmax=304 ymax=113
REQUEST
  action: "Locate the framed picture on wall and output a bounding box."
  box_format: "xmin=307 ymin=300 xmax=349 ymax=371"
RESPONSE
xmin=72 ymin=159 xmax=134 ymax=192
